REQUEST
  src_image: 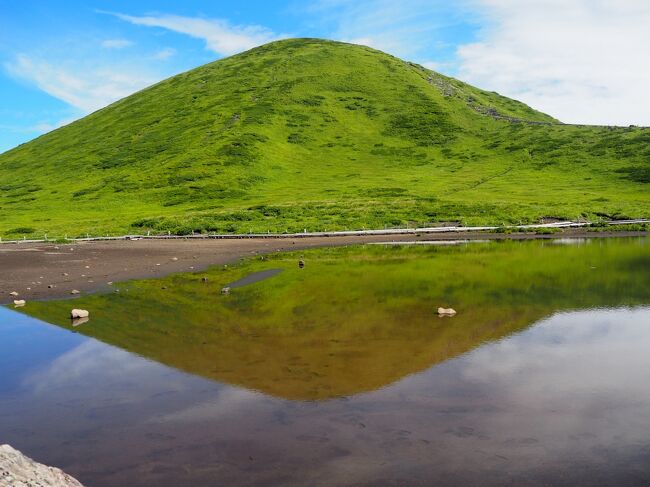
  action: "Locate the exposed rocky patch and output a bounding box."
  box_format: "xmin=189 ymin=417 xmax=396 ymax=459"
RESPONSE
xmin=0 ymin=444 xmax=84 ymax=487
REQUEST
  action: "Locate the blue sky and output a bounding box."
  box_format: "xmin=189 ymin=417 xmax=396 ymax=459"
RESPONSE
xmin=2 ymin=0 xmax=649 ymax=153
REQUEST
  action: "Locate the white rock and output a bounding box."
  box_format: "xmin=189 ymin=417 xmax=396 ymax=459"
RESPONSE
xmin=171 ymin=257 xmax=178 ymax=261
xmin=0 ymin=444 xmax=85 ymax=486
xmin=70 ymin=309 xmax=89 ymax=319
xmin=70 ymin=289 xmax=80 ymax=295
xmin=437 ymin=307 xmax=457 ymax=316
xmin=13 ymin=300 xmax=26 ymax=307
xmin=9 ymin=291 xmax=19 ymax=297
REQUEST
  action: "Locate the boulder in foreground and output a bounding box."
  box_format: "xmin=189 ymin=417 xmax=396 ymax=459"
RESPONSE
xmin=0 ymin=444 xmax=85 ymax=486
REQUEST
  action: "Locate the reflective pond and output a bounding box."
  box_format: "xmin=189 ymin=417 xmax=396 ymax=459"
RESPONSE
xmin=1 ymin=238 xmax=649 ymax=486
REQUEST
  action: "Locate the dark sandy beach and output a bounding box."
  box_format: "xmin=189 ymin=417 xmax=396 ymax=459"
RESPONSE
xmin=1 ymin=229 xmax=647 ymax=304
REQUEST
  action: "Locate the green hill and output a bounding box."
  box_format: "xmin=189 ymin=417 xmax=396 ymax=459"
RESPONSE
xmin=1 ymin=38 xmax=648 ymax=238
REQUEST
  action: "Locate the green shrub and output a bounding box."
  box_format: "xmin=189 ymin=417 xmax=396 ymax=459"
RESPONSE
xmin=8 ymin=227 xmax=35 ymax=234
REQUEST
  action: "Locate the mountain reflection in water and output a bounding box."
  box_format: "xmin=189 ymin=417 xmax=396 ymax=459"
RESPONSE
xmin=16 ymin=237 xmax=650 ymax=400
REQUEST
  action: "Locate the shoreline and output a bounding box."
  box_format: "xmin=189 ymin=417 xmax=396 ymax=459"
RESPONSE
xmin=1 ymin=229 xmax=647 ymax=304
xmin=2 ymin=219 xmax=648 ymax=245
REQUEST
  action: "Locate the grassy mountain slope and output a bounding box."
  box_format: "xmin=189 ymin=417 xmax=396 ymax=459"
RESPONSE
xmin=1 ymin=38 xmax=648 ymax=238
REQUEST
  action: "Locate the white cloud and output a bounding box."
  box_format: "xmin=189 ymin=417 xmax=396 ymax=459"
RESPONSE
xmin=420 ymin=60 xmax=441 ymax=71
xmin=110 ymin=12 xmax=284 ymax=56
xmin=30 ymin=117 xmax=77 ymax=133
xmin=345 ymin=37 xmax=375 ymax=48
xmin=101 ymin=38 xmax=133 ymax=49
xmin=308 ymin=0 xmax=464 ymax=61
xmin=150 ymin=387 xmax=264 ymax=424
xmin=457 ymin=0 xmax=650 ymax=125
xmin=5 ymin=54 xmax=156 ymax=113
xmin=153 ymin=47 xmax=176 ymax=60
xmin=24 ymin=341 xmax=152 ymax=394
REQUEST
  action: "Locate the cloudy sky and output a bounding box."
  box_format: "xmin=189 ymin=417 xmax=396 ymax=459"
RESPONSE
xmin=1 ymin=0 xmax=649 ymax=152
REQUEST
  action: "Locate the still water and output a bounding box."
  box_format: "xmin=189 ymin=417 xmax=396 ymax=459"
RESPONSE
xmin=1 ymin=238 xmax=649 ymax=486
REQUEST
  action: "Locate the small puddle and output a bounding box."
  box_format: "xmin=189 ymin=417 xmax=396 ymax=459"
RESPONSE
xmin=226 ymin=268 xmax=283 ymax=288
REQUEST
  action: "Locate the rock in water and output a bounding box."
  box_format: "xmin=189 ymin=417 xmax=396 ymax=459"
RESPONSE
xmin=70 ymin=309 xmax=89 ymax=319
xmin=437 ymin=307 xmax=457 ymax=316
xmin=0 ymin=444 xmax=85 ymax=486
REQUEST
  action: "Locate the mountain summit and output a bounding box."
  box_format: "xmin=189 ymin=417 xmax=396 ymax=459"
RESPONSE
xmin=1 ymin=38 xmax=648 ymax=237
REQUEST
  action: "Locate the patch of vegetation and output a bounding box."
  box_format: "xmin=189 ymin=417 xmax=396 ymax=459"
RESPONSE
xmin=588 ymin=223 xmax=650 ymax=232
xmin=366 ymin=187 xmax=409 ymax=197
xmin=6 ymin=227 xmax=35 ymax=234
xmin=615 ymin=166 xmax=650 ymax=183
xmin=534 ymin=227 xmax=561 ymax=235
xmin=298 ymin=95 xmax=325 ymax=106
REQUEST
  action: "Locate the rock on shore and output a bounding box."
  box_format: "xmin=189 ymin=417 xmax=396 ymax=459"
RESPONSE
xmin=0 ymin=444 xmax=84 ymax=486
